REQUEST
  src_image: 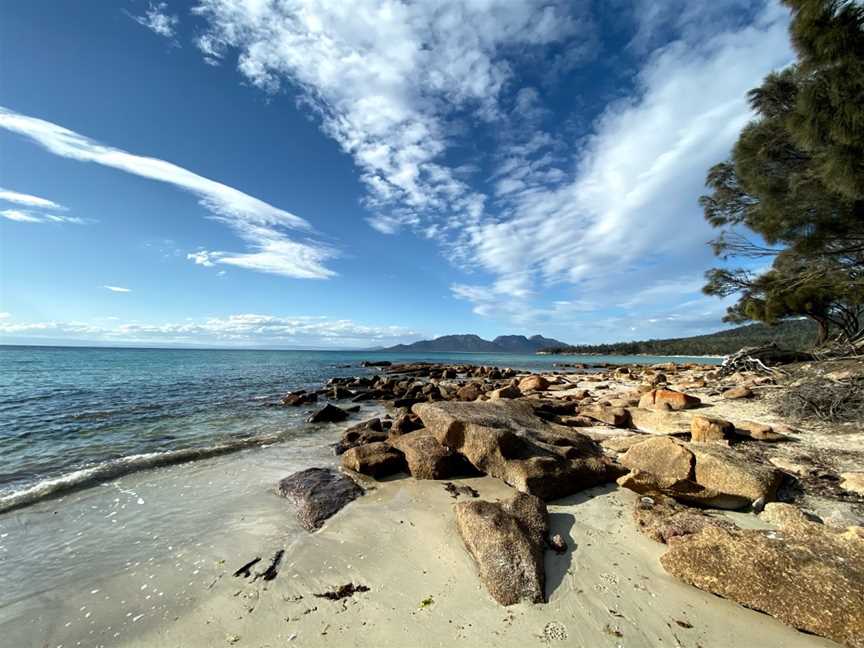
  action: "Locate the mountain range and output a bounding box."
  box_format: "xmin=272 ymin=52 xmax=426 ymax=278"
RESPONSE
xmin=381 ymin=334 xmax=569 ymax=353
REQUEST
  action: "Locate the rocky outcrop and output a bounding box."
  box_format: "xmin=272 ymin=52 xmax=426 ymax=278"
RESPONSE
xmin=281 ymin=390 xmax=318 ymax=406
xmin=390 ymin=429 xmax=474 ymax=479
xmin=455 ymin=383 xmax=484 ymax=401
xmin=661 ymin=523 xmax=864 ymax=648
xmin=340 ymin=442 xmax=406 ymax=478
xmin=580 ymin=404 xmax=631 ymax=427
xmin=638 ymin=389 xmax=701 ymax=411
xmin=455 ymin=492 xmax=548 ymax=606
xmin=617 ymin=437 xmax=782 ymax=509
xmin=277 ymin=468 xmax=363 ymax=531
xmin=488 ymin=385 xmax=522 ymax=400
xmin=626 ymin=407 xmax=692 ymax=434
xmin=414 ymin=400 xmax=622 ymax=500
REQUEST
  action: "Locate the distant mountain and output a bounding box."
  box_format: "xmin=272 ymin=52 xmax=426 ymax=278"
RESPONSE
xmin=382 ymin=333 xmax=570 ymax=353
xmin=539 ymin=320 xmax=818 ymax=356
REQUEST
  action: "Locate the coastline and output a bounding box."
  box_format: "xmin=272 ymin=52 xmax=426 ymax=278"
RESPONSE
xmin=2 ymin=358 xmax=861 ymax=648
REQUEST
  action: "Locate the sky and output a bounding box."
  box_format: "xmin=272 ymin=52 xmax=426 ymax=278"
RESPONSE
xmin=0 ymin=0 xmax=795 ymax=349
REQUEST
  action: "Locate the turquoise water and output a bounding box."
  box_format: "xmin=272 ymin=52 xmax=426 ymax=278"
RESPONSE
xmin=0 ymin=345 xmax=719 ymax=510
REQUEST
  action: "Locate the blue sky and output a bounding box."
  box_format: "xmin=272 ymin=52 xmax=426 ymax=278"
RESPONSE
xmin=0 ymin=0 xmax=794 ymax=348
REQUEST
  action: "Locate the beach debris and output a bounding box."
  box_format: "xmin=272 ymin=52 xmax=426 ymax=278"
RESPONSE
xmin=225 ymin=634 xmax=240 ymax=644
xmin=313 ymin=583 xmax=370 ymax=600
xmin=419 ymin=596 xmax=434 ymax=609
xmin=443 ymin=482 xmax=479 ymax=499
xmin=542 ymin=621 xmax=568 ymax=641
xmin=233 ymin=557 xmax=261 ymax=579
xmin=455 ymin=492 xmax=548 ymax=606
xmin=252 ymin=549 xmax=284 ymax=582
xmin=277 ymin=468 xmax=363 ymax=531
xmin=547 ymin=533 xmax=567 ymax=554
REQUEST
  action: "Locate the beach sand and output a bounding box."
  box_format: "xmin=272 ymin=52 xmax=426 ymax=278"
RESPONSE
xmin=92 ymin=476 xmax=834 ymax=648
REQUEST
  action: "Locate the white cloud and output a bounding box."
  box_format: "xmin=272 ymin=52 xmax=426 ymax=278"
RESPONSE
xmin=0 ymin=313 xmax=418 ymax=347
xmin=104 ymin=285 xmax=132 ymax=293
xmin=0 ymin=188 xmax=66 ymax=210
xmin=190 ymin=0 xmax=791 ymax=329
xmin=0 ymin=106 xmax=337 ymax=279
xmin=194 ymin=0 xmax=590 ymax=235
xmin=130 ymin=2 xmax=180 ymax=39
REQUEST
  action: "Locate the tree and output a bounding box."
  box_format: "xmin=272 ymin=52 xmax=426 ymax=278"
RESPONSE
xmin=700 ymin=0 xmax=864 ymax=347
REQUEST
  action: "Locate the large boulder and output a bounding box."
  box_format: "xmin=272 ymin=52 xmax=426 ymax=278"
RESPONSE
xmin=413 ymin=400 xmax=621 ymax=500
xmin=307 ymin=403 xmax=349 ymax=423
xmin=455 ymin=382 xmax=484 ymax=401
xmin=277 ymin=468 xmax=363 ymax=531
xmin=333 ymin=418 xmax=387 ymax=455
xmin=455 ymin=492 xmax=548 ymax=606
xmin=620 ymin=436 xmax=693 ymax=482
xmin=638 ymin=389 xmax=701 ymax=411
xmin=661 ymin=524 xmax=864 ymax=648
xmin=388 ymin=412 xmax=424 ymax=437
xmin=340 ymin=442 xmax=406 ymax=478
xmin=690 ymin=414 xmax=734 ymax=443
xmin=518 ymin=375 xmax=550 ymax=392
xmin=626 ymin=407 xmax=692 ymax=435
xmin=390 ymin=429 xmax=473 ymax=479
xmin=617 ymin=438 xmax=781 ymax=509
xmin=690 ymin=444 xmax=782 ymax=504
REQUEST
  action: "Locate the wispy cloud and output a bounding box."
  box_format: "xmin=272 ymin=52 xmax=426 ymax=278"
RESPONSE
xmin=0 ymin=106 xmax=337 ymax=279
xmin=104 ymin=285 xmax=132 ymax=293
xmin=0 ymin=188 xmax=66 ymax=210
xmin=129 ymin=2 xmax=180 ymax=39
xmin=0 ymin=313 xmax=418 ymax=347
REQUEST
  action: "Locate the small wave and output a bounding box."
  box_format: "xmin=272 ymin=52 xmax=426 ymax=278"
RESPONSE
xmin=0 ymin=432 xmax=289 ymax=514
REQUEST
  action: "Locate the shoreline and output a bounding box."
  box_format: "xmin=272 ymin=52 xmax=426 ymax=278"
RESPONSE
xmin=2 ymin=359 xmax=861 ymax=648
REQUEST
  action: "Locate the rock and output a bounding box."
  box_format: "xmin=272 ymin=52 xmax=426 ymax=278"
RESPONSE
xmin=307 ymin=403 xmax=349 ymax=423
xmin=580 ymin=405 xmax=631 ymax=428
xmin=617 ymin=470 xmax=740 ymax=508
xmin=722 ymin=386 xmax=754 ymax=400
xmin=361 ymin=360 xmax=392 ymax=367
xmin=277 ymin=468 xmax=363 ymax=531
xmin=281 ymin=390 xmax=318 ymax=406
xmin=840 ymin=472 xmax=864 ymax=496
xmin=330 ymin=385 xmax=353 ymax=399
xmin=690 ymin=414 xmax=734 ymax=443
xmin=627 ymin=407 xmax=692 ymax=434
xmin=388 ymin=412 xmax=424 ymax=437
xmin=638 ymin=389 xmax=701 ymax=411
xmin=488 ymin=385 xmax=522 ymax=400
xmin=518 ymin=375 xmax=550 ymax=392
xmin=620 ymin=437 xmax=693 ymax=482
xmin=634 ymin=494 xmax=738 ymax=544
xmin=769 ymin=456 xmax=815 ymax=476
xmin=455 ymin=492 xmax=548 ymax=606
xmin=333 ymin=418 xmax=387 ymax=455
xmin=340 ymin=442 xmax=406 ymax=478
xmin=455 ymin=383 xmax=484 ymax=401
xmin=690 ymin=444 xmax=782 ymax=505
xmin=600 ymin=435 xmax=653 ymax=453
xmin=734 ymin=420 xmax=788 ymax=441
xmin=390 ymin=430 xmax=473 ymax=480
xmin=414 ymin=400 xmax=621 ymax=500
xmin=660 ymin=524 xmax=864 ymax=648
xmin=759 ymin=502 xmax=818 ymax=530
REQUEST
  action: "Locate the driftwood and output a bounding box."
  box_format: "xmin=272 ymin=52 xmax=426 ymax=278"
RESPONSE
xmin=717 ymin=344 xmax=810 ymax=378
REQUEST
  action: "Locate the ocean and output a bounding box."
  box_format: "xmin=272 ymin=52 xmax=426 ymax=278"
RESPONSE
xmin=0 ymin=345 xmax=719 ymax=513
